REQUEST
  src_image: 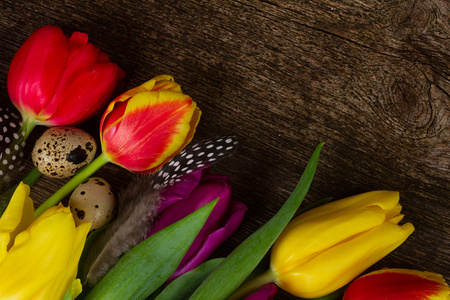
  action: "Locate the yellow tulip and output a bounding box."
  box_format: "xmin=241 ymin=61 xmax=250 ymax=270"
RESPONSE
xmin=271 ymin=191 xmax=415 ymax=298
xmin=0 ymin=182 xmax=90 ymax=299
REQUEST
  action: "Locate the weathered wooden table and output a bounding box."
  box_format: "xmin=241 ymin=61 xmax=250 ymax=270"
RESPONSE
xmin=0 ymin=1 xmax=448 ymax=299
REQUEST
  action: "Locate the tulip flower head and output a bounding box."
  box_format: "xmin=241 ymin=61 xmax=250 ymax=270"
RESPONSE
xmin=100 ymin=75 xmax=201 ymax=173
xmin=146 ymin=167 xmax=247 ymax=279
xmin=270 ymin=191 xmax=415 ymax=298
xmin=343 ymin=268 xmax=450 ymax=300
xmin=0 ymin=182 xmax=90 ymax=299
xmin=7 ymin=25 xmax=124 ymax=136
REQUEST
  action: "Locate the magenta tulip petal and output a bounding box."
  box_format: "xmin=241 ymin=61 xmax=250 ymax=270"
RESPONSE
xmin=245 ymin=284 xmax=278 ymax=300
xmin=158 ymin=168 xmax=203 ymax=211
xmin=171 ymin=200 xmax=247 ymax=279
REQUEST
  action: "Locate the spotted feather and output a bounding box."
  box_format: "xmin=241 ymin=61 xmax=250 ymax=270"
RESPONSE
xmin=152 ymin=136 xmax=238 ymax=189
xmin=0 ymin=107 xmax=26 ymax=190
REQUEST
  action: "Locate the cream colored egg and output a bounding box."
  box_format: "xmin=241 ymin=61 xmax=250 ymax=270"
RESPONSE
xmin=69 ymin=177 xmax=116 ymax=230
xmin=32 ymin=126 xmax=97 ymax=178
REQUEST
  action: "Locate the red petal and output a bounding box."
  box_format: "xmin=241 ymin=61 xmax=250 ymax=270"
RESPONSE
xmin=7 ymin=25 xmax=69 ymax=118
xmin=344 ymin=269 xmax=450 ymax=300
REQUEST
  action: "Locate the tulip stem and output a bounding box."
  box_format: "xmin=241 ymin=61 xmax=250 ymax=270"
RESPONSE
xmin=227 ymin=270 xmax=275 ymax=300
xmin=0 ymin=167 xmax=42 ymax=217
xmin=22 ymin=118 xmax=37 ymax=140
xmin=34 ymin=153 xmax=110 ymax=218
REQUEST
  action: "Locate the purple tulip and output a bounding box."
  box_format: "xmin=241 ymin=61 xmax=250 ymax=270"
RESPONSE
xmin=245 ymin=284 xmax=278 ymax=300
xmin=146 ymin=167 xmax=247 ymax=280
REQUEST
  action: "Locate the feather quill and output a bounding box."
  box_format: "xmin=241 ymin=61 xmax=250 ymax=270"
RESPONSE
xmin=83 ymin=136 xmax=238 ymax=285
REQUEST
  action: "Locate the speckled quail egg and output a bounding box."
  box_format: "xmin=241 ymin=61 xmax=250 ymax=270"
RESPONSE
xmin=69 ymin=177 xmax=116 ymax=230
xmin=32 ymin=126 xmax=97 ymax=178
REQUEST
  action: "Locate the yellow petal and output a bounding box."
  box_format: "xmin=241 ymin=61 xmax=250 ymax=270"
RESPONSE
xmin=274 ymin=222 xmax=415 ymax=298
xmin=298 ymin=191 xmax=400 ymax=223
xmin=0 ymin=182 xmax=34 ymax=261
xmin=0 ymin=204 xmax=90 ymax=299
xmin=70 ymin=279 xmax=83 ymax=299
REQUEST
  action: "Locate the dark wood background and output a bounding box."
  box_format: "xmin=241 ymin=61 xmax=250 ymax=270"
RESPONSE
xmin=0 ymin=1 xmax=448 ymax=299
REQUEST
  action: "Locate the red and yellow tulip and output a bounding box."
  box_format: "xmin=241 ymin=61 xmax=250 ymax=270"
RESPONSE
xmin=344 ymin=268 xmax=450 ymax=300
xmin=100 ymin=74 xmax=201 ymax=173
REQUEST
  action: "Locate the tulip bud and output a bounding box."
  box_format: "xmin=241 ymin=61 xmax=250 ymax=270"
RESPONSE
xmin=7 ymin=25 xmax=124 ymax=133
xmin=146 ymin=167 xmax=247 ymax=279
xmin=343 ymin=268 xmax=450 ymax=300
xmin=271 ymin=191 xmax=415 ymax=298
xmin=100 ymin=75 xmax=201 ymax=173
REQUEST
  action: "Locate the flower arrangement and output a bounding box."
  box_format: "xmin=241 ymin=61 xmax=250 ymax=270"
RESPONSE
xmin=0 ymin=25 xmax=448 ymax=300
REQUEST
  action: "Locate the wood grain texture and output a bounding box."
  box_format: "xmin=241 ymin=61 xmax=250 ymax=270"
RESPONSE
xmin=0 ymin=0 xmax=448 ymax=298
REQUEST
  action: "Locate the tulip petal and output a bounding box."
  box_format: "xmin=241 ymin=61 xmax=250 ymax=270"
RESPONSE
xmin=159 ymin=167 xmax=203 ymax=211
xmin=7 ymin=25 xmax=69 ymax=122
xmin=46 ymin=62 xmax=124 ymax=125
xmin=344 ymin=268 xmax=450 ymax=300
xmin=245 ymin=284 xmax=278 ymax=300
xmin=172 ymin=201 xmax=247 ymax=279
xmin=0 ymin=204 xmax=90 ymax=299
xmin=0 ymin=182 xmax=34 ymax=258
xmin=297 ymin=191 xmax=400 ymax=223
xmin=274 ymin=222 xmax=414 ymax=298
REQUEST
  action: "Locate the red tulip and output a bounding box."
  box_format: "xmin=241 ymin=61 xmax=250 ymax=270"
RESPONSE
xmin=7 ymin=25 xmax=124 ymax=134
xmin=344 ymin=268 xmax=450 ymax=300
xmin=146 ymin=167 xmax=247 ymax=279
xmin=100 ymin=75 xmax=201 ymax=173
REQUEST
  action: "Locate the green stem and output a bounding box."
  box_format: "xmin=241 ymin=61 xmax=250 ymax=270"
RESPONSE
xmin=34 ymin=153 xmax=110 ymax=218
xmin=22 ymin=167 xmax=42 ymax=186
xmin=0 ymin=168 xmax=42 ymax=217
xmin=227 ymin=270 xmax=275 ymax=300
xmin=22 ymin=118 xmax=37 ymax=140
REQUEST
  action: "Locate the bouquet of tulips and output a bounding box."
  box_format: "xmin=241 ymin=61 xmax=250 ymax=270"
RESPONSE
xmin=0 ymin=25 xmax=448 ymax=300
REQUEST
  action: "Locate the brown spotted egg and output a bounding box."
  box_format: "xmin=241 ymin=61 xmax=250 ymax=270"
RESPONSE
xmin=32 ymin=126 xmax=97 ymax=178
xmin=69 ymin=177 xmax=116 ymax=230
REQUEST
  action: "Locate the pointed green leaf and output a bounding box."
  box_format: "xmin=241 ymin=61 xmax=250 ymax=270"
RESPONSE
xmin=190 ymin=143 xmax=323 ymax=299
xmin=85 ymin=199 xmax=218 ymax=300
xmin=156 ymin=258 xmax=224 ymax=300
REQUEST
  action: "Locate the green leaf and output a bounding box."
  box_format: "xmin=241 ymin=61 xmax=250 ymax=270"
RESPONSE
xmin=62 ymin=283 xmax=74 ymax=300
xmin=85 ymin=199 xmax=218 ymax=300
xmin=156 ymin=258 xmax=224 ymax=300
xmin=77 ymin=224 xmax=110 ymax=282
xmin=189 ymin=143 xmax=323 ymax=300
